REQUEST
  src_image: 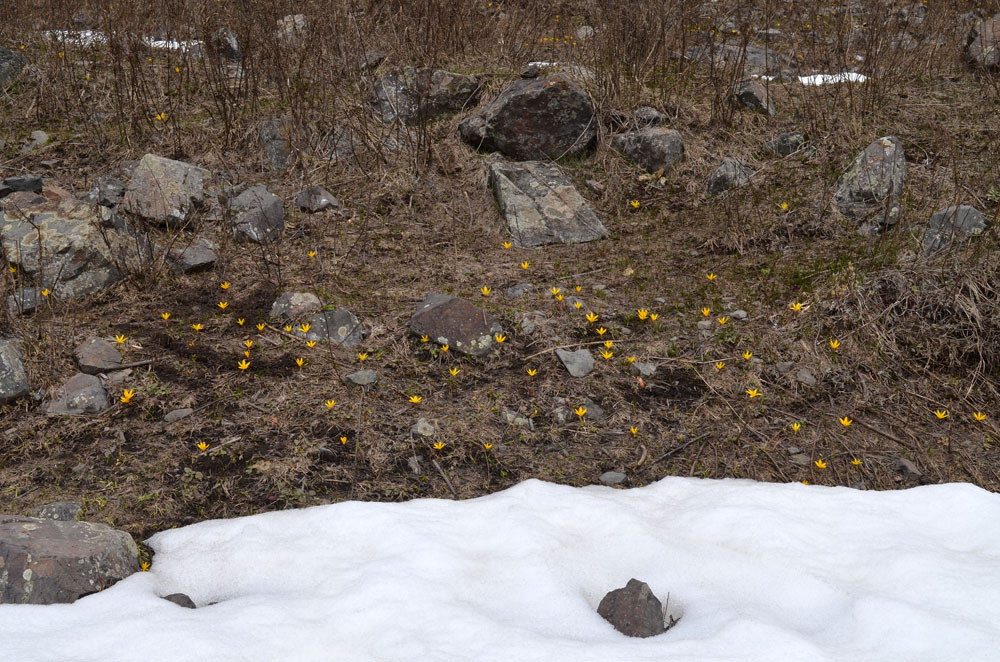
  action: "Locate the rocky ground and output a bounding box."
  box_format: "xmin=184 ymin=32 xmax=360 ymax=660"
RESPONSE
xmin=2 ymin=0 xmax=1000 ymax=591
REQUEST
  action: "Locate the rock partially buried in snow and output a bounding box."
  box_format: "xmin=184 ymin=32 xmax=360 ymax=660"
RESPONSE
xmin=46 ymin=373 xmax=109 ymax=415
xmin=0 ymin=516 xmax=139 ymax=604
xmin=271 ymin=292 xmax=322 ymax=321
xmin=371 ymin=67 xmax=481 ymax=124
xmin=408 ymin=294 xmax=502 ymax=357
xmin=707 ymin=157 xmax=753 ymax=195
xmin=833 ymin=136 xmax=907 ymax=225
xmin=230 ymin=185 xmax=284 ymax=244
xmin=162 ymin=593 xmax=197 ymax=609
xmin=611 ymin=127 xmax=684 ymax=174
xmin=922 ymin=205 xmax=986 ymax=254
xmin=555 ymin=348 xmax=594 ymax=377
xmin=597 ymin=578 xmax=667 ymax=638
xmin=75 ymin=338 xmax=123 ymax=374
xmin=0 ymin=339 xmax=30 ymax=405
xmin=459 ymin=73 xmax=596 ymax=161
xmin=488 ymin=161 xmax=607 ymax=247
xmin=296 ymin=186 xmax=340 ymax=213
xmin=121 ymin=154 xmax=206 ymax=227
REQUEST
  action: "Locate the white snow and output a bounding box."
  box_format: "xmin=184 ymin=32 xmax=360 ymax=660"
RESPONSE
xmin=753 ymin=72 xmax=869 ymax=85
xmin=3 ymin=477 xmax=1000 ymax=661
xmin=45 ymin=30 xmax=203 ymax=53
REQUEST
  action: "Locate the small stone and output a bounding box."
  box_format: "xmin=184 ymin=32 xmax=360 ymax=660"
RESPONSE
xmin=260 ymin=119 xmax=294 ymax=170
xmin=360 ymin=51 xmax=386 ymax=71
xmin=33 ymin=502 xmax=82 ymax=521
xmin=411 ymin=417 xmax=436 ymax=439
xmin=776 ymin=361 xmax=795 ymax=373
xmin=796 ymin=368 xmax=817 ymax=387
xmin=74 ymin=338 xmax=123 ymax=375
xmin=162 ymin=593 xmax=197 ymax=609
xmin=634 ymin=106 xmax=668 ymax=126
xmin=0 ymin=174 xmax=43 ymax=198
xmin=597 ymin=578 xmax=666 ymax=638
xmin=343 ymin=370 xmax=377 ymax=386
xmin=502 ymin=409 xmax=534 ymax=430
xmin=296 ymin=186 xmax=340 ymax=213
xmin=583 ymin=397 xmax=605 ymax=420
xmin=168 ymin=240 xmax=217 ymax=273
xmin=894 ymin=457 xmax=923 ymax=481
xmin=506 ymin=283 xmax=533 ymax=298
xmin=585 ymin=179 xmax=605 ymax=195
xmin=923 ymin=205 xmax=986 ymax=254
xmin=270 ymin=292 xmax=322 ymax=320
xmin=20 ymin=130 xmax=49 ymax=154
xmin=611 ymin=127 xmax=685 ymax=174
xmin=576 ymin=25 xmax=595 ymax=39
xmin=163 ymin=408 xmax=194 ymax=423
xmin=599 ymin=471 xmax=627 ymax=485
xmin=408 ymin=294 xmax=501 ymax=357
xmin=631 ymin=362 xmax=656 ymax=378
xmin=94 ymin=178 xmax=126 ymax=207
xmin=299 ymin=309 xmax=368 ymax=347
xmin=731 ymin=309 xmax=748 ymax=320
xmin=790 ymin=453 xmax=812 ymax=467
xmin=555 ymin=348 xmax=594 ymax=378
xmin=728 ymin=79 xmax=775 ymax=115
xmin=707 ymin=158 xmax=752 ymax=195
xmin=406 ymin=455 xmax=422 ymax=474
xmin=697 ymin=320 xmax=713 ymax=330
xmin=763 ymin=131 xmax=807 ymax=156
xmin=46 ymin=373 xmax=109 ymax=415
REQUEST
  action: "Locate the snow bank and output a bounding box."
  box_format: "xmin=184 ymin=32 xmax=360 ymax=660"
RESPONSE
xmin=45 ymin=30 xmax=203 ymax=53
xmin=3 ymin=477 xmax=999 ymax=661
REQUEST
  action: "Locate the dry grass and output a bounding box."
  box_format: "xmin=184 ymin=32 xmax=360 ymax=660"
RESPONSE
xmin=2 ymin=0 xmax=1000 ymax=540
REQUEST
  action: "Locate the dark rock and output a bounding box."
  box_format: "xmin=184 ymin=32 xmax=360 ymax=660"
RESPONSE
xmin=74 ymin=338 xmax=123 ymax=375
xmin=488 ymin=161 xmax=607 ymax=247
xmin=555 ymin=348 xmax=594 ymax=377
xmin=343 ymin=369 xmax=377 ymax=386
xmin=597 ymin=578 xmax=666 ymax=638
xmin=0 ymin=339 xmax=30 ymax=405
xmin=6 ymin=287 xmax=41 ymax=316
xmin=230 ymin=185 xmax=284 ymax=244
xmin=834 ymin=136 xmax=907 ymax=225
xmin=599 ymin=471 xmax=627 ymax=485
xmin=94 ymin=177 xmax=126 ymax=207
xmin=163 ymin=408 xmax=194 ymax=423
xmin=894 ymin=456 xmax=923 ymax=481
xmin=459 ymin=73 xmax=597 ymax=161
xmin=270 ymin=292 xmax=322 ymax=320
xmin=298 ymin=309 xmax=368 ymax=347
xmin=371 ymin=67 xmax=481 ymax=124
xmin=209 ymin=27 xmax=241 ymax=60
xmin=33 ymin=502 xmax=82 ymax=521
xmin=966 ymin=14 xmax=1000 ymax=69
xmin=0 ymin=516 xmax=139 ymax=604
xmin=167 ymin=239 xmax=217 ymax=273
xmin=729 ymin=79 xmax=775 ymax=116
xmin=162 ymin=592 xmax=197 ymax=608
xmin=260 ymin=120 xmax=294 ymax=170
xmin=707 ymin=158 xmax=752 ymax=195
xmin=763 ymin=131 xmax=808 ymax=156
xmin=0 ymin=45 xmax=28 ymax=91
xmin=611 ymin=127 xmax=685 ymax=173
xmin=121 ymin=154 xmax=207 ymax=227
xmin=0 ymin=174 xmax=43 ymax=199
xmin=296 ymin=186 xmax=340 ymax=213
xmin=408 ymin=294 xmax=502 ymax=357
xmin=922 ymin=205 xmax=986 ymax=254
xmin=46 ymin=373 xmax=109 ymax=415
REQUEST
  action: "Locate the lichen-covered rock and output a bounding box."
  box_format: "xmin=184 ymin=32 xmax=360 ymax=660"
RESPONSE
xmin=371 ymin=67 xmax=481 ymax=124
xmin=46 ymin=373 xmax=109 ymax=415
xmin=296 ymin=309 xmax=368 ymax=347
xmin=271 ymin=292 xmax=322 ymax=320
xmin=460 ymin=74 xmax=596 ymax=161
xmin=833 ymin=136 xmax=907 ymax=225
xmin=707 ymin=157 xmax=753 ymax=195
xmin=121 ymin=154 xmax=207 ymax=227
xmin=0 ymin=46 xmax=27 ymax=91
xmin=488 ymin=161 xmax=606 ymax=247
xmin=611 ymin=127 xmax=685 ymax=174
xmin=230 ymin=185 xmax=284 ymax=244
xmin=1 ymin=193 xmax=150 ymax=298
xmin=0 ymin=516 xmax=139 ymax=604
xmin=0 ymin=339 xmax=29 ymax=405
xmin=408 ymin=294 xmax=502 ymax=357
xmin=966 ymin=14 xmax=1000 ymax=69
xmin=923 ymin=205 xmax=987 ymax=254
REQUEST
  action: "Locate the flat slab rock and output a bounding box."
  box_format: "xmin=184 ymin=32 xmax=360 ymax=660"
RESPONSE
xmin=0 ymin=338 xmax=30 ymax=405
xmin=75 ymin=337 xmax=123 ymax=374
xmin=121 ymin=153 xmax=207 ymax=227
xmin=230 ymin=185 xmax=284 ymax=244
xmin=408 ymin=294 xmax=502 ymax=357
xmin=460 ymin=73 xmax=596 ymax=161
xmin=271 ymin=292 xmax=322 ymax=320
xmin=555 ymin=348 xmax=594 ymax=377
xmin=0 ymin=516 xmax=139 ymax=604
xmin=488 ymin=161 xmax=607 ymax=247
xmin=923 ymin=205 xmax=986 ymax=254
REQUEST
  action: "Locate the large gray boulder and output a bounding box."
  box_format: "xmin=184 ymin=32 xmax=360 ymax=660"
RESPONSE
xmin=371 ymin=67 xmax=481 ymax=124
xmin=488 ymin=161 xmax=606 ymax=247
xmin=923 ymin=205 xmax=987 ymax=254
xmin=1 ymin=192 xmax=151 ymax=298
xmin=611 ymin=127 xmax=685 ymax=174
xmin=0 ymin=516 xmax=139 ymax=604
xmin=460 ymin=73 xmax=596 ymax=161
xmin=0 ymin=46 xmax=27 ymax=91
xmin=833 ymin=136 xmax=907 ymax=225
xmin=408 ymin=294 xmax=502 ymax=357
xmin=0 ymin=339 xmax=29 ymax=405
xmin=230 ymin=185 xmax=284 ymax=244
xmin=121 ymin=154 xmax=207 ymax=228
xmin=966 ymin=15 xmax=1000 ymax=69
xmin=707 ymin=158 xmax=753 ymax=195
